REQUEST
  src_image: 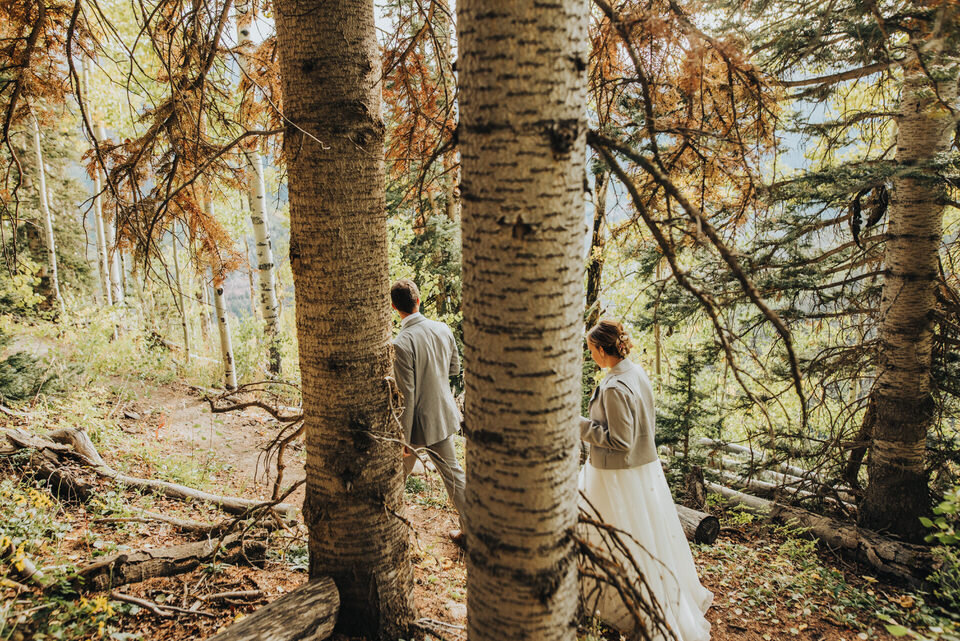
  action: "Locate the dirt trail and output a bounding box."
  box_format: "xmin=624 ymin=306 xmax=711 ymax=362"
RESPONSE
xmin=124 ymin=382 xmax=306 ymax=505
xmin=108 ymin=379 xmax=468 ymax=628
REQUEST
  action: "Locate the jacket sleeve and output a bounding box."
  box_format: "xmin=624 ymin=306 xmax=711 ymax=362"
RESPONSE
xmin=579 ymin=386 xmax=635 ymax=451
xmin=447 ymin=329 xmax=461 ymax=377
xmin=393 ymin=341 xmax=416 ymax=444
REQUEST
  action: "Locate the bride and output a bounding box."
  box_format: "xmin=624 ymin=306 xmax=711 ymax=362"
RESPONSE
xmin=579 ymin=319 xmax=712 ymax=640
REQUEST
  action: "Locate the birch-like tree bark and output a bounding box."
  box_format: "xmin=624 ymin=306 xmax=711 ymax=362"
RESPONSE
xmin=172 ymin=228 xmax=191 ymax=364
xmin=198 ymin=280 xmax=212 ymax=346
xmin=236 ymin=1 xmax=281 ymax=375
xmin=275 ymin=0 xmax=417 ymax=636
xmin=31 ymin=116 xmax=65 ymax=316
xmin=585 ymin=169 xmax=608 ymax=330
xmin=97 ymin=124 xmax=124 ymax=305
xmin=459 ymin=2 xmax=589 ymax=640
xmin=211 ymin=266 xmax=238 ymax=391
xmin=92 ymin=167 xmax=112 ymax=307
xmin=860 ymin=58 xmax=959 ymax=541
xmin=82 ymin=58 xmax=112 ymax=307
xmin=244 ymin=236 xmax=260 ymax=320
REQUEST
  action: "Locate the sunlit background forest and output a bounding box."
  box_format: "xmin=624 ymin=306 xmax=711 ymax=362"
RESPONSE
xmin=1 ymin=0 xmax=959 ymax=639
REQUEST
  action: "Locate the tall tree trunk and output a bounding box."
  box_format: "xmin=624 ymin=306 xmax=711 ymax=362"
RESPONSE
xmin=459 ymin=2 xmax=589 ymax=640
xmin=82 ymin=58 xmax=112 ymax=307
xmin=274 ymin=0 xmax=417 ymax=638
xmin=859 ymin=58 xmax=958 ymax=541
xmin=198 ymin=279 xmax=212 ymax=346
xmin=97 ymin=124 xmax=124 ymax=306
xmin=585 ymin=169 xmax=608 ymax=330
xmin=206 ymin=197 xmax=237 ymax=390
xmin=31 ymin=115 xmax=65 ymax=316
xmin=211 ymin=265 xmax=238 ymax=391
xmin=172 ymin=228 xmax=191 ymax=364
xmin=244 ymin=236 xmax=260 ymax=321
xmin=236 ymin=1 xmax=282 ymax=375
xmin=654 ymin=259 xmax=664 ymax=386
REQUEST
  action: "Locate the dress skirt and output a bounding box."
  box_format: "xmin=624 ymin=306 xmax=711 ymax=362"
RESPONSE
xmin=579 ymin=459 xmax=713 ymax=641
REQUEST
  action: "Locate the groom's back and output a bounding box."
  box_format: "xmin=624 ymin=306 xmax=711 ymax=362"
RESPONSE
xmin=394 ymin=316 xmax=461 ymax=445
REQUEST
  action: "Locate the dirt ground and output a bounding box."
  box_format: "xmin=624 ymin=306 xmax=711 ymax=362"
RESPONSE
xmin=2 ymin=376 xmax=920 ymax=641
xmin=87 ymin=380 xmax=468 ymax=640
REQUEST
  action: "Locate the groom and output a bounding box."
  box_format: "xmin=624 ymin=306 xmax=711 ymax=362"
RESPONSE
xmin=391 ymin=278 xmax=466 ymax=545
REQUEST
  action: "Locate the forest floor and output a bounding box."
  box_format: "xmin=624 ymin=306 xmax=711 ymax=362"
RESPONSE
xmin=0 ymin=316 xmax=956 ymax=641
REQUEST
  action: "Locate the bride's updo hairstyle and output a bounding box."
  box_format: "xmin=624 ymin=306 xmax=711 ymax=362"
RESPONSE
xmin=588 ymin=319 xmax=632 ymax=359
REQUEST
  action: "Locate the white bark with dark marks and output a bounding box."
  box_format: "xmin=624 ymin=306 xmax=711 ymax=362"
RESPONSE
xmin=31 ymin=116 xmax=64 ymax=316
xmin=459 ymin=2 xmax=589 ymax=640
xmin=236 ymin=1 xmax=281 ymax=374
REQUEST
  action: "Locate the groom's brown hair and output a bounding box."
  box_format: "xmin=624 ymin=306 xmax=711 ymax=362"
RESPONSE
xmin=391 ymin=279 xmax=420 ymax=314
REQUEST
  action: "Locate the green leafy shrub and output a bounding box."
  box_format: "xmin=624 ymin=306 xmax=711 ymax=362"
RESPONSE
xmin=0 ymin=329 xmax=69 ymax=402
xmin=923 ymin=486 xmax=960 ymax=613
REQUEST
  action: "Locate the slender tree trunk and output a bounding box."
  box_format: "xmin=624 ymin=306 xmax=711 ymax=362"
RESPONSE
xmin=459 ymin=2 xmax=589 ymax=640
xmin=654 ymin=259 xmax=663 ymax=385
xmin=31 ymin=116 xmax=65 ymax=316
xmin=236 ymin=1 xmax=282 ymax=375
xmin=205 ymin=196 xmax=237 ymax=390
xmin=199 ymin=279 xmax=212 ymax=346
xmin=439 ymin=13 xmax=460 ymax=223
xmin=172 ymin=228 xmax=191 ymax=364
xmin=585 ymin=169 xmax=607 ymax=330
xmin=244 ymin=236 xmax=259 ymax=321
xmin=93 ymin=173 xmax=111 ymax=306
xmin=97 ymin=124 xmax=124 ymax=306
xmin=275 ymin=0 xmax=416 ymax=637
xmin=859 ymin=58 xmax=958 ymax=541
xmin=211 ymin=266 xmax=238 ymax=391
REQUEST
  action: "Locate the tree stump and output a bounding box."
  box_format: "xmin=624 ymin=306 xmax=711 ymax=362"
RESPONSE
xmin=675 ymin=504 xmax=720 ymax=544
xmin=685 ymin=464 xmax=707 ymax=510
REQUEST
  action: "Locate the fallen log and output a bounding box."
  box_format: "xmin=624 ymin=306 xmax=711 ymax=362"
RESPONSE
xmin=94 ymin=509 xmax=292 ymax=539
xmin=110 ymin=590 xmax=216 ymax=618
xmin=676 ymin=504 xmax=719 ymax=544
xmin=94 ymin=511 xmax=225 ymax=535
xmin=698 ymin=437 xmax=823 ymax=483
xmin=207 ymin=577 xmax=339 ymax=641
xmin=5 ymin=428 xmax=297 ymax=518
xmin=28 ymin=450 xmax=96 ymax=502
xmin=714 ymin=469 xmax=856 ymax=514
xmin=705 ymin=481 xmax=935 ymax=585
xmin=75 ymin=534 xmax=266 ymax=591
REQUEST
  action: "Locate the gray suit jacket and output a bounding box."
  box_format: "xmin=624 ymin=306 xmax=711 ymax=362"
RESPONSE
xmin=393 ymin=314 xmax=461 ymax=446
xmin=580 ymin=358 xmax=658 ymax=469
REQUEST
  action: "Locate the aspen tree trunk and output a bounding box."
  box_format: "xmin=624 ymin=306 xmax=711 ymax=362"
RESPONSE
xmin=859 ymin=59 xmax=959 ymax=541
xmin=275 ymin=1 xmax=416 ymax=636
xmin=207 ymin=193 xmax=237 ymax=389
xmin=82 ymin=59 xmax=112 ymax=307
xmin=236 ymin=1 xmax=281 ymax=375
xmin=585 ymin=169 xmax=608 ymax=330
xmin=211 ymin=267 xmax=238 ymax=391
xmin=439 ymin=13 xmax=460 ymax=223
xmin=459 ymin=2 xmax=589 ymax=640
xmin=171 ymin=229 xmax=191 ymax=364
xmin=97 ymin=124 xmax=123 ymax=305
xmin=31 ymin=116 xmax=65 ymax=316
xmin=93 ymin=169 xmax=112 ymax=307
xmin=199 ymin=281 xmax=212 ymax=346
xmin=244 ymin=236 xmax=259 ymax=320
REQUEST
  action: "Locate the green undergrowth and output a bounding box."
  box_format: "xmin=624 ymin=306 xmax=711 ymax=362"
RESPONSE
xmin=700 ymin=499 xmax=960 ymax=641
xmin=0 ymin=476 xmax=137 ymax=640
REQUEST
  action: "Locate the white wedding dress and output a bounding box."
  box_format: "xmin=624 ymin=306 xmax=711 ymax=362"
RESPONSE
xmin=579 ymin=459 xmax=713 ymax=641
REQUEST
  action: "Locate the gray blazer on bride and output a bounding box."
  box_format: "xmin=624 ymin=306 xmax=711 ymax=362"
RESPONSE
xmin=580 ymin=358 xmax=658 ymax=469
